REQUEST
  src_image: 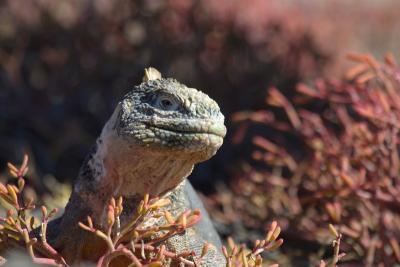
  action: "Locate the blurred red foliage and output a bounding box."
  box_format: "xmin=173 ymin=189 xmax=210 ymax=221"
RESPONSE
xmin=208 ymin=54 xmax=400 ymax=266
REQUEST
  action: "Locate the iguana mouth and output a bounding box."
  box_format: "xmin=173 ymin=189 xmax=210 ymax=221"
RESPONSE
xmin=147 ymin=122 xmax=227 ymax=138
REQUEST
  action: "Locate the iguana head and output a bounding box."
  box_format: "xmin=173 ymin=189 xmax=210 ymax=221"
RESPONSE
xmin=116 ymin=68 xmax=226 ymax=162
xmin=85 ymin=68 xmax=226 ymax=197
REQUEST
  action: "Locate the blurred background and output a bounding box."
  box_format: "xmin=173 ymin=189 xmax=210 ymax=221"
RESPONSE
xmin=1 ymin=0 xmax=400 ymax=266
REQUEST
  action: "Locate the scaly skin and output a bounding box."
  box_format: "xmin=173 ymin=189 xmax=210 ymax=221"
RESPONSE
xmin=45 ymin=68 xmax=227 ymax=266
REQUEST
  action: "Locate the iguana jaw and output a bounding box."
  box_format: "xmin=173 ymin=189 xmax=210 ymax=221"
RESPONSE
xmin=141 ymin=120 xmax=226 ymax=154
xmin=147 ymin=121 xmax=226 ymax=138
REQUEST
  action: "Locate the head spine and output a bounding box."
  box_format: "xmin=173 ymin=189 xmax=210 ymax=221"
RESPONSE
xmin=142 ymin=67 xmax=162 ymax=82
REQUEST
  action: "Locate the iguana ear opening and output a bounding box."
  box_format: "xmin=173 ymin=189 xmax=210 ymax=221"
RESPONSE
xmin=142 ymin=67 xmax=162 ymax=82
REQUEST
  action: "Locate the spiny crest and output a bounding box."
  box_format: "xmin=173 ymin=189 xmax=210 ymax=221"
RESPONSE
xmin=138 ymin=68 xmax=184 ymax=93
xmin=142 ymin=67 xmax=162 ymax=82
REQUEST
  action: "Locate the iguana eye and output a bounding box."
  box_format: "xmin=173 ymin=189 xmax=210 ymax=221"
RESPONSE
xmin=154 ymin=94 xmax=180 ymax=111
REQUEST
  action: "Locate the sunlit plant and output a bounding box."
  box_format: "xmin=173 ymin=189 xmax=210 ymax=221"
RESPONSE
xmin=0 ymin=155 xmax=283 ymax=266
xmin=212 ymin=53 xmax=400 ymax=266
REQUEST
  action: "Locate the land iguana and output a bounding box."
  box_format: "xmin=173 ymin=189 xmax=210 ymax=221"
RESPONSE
xmin=45 ymin=68 xmax=227 ymax=266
